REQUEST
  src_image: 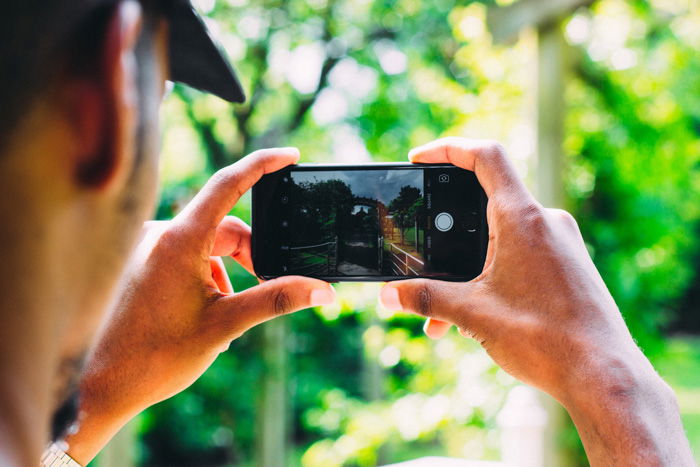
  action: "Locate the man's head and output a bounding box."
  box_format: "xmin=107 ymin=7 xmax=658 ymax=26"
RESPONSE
xmin=0 ymin=0 xmax=170 ymax=442
xmin=0 ymin=0 xmax=243 ymax=445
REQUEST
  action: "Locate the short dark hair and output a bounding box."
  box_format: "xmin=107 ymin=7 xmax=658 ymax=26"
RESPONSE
xmin=0 ymin=0 xmax=161 ymax=152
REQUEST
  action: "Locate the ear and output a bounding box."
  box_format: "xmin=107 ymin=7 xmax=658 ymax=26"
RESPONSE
xmin=73 ymin=0 xmax=143 ymax=190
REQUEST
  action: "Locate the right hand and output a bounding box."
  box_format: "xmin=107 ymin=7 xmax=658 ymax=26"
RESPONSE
xmin=64 ymin=148 xmax=336 ymax=465
xmin=380 ymin=137 xmax=646 ymax=400
xmin=380 ymin=138 xmax=693 ymax=466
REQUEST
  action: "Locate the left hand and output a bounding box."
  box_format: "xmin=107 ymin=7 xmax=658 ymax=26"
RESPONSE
xmin=64 ymin=148 xmax=335 ymax=464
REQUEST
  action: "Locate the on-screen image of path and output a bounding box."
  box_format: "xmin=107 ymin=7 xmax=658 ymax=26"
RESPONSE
xmin=337 ymin=261 xmax=379 ymax=275
xmin=337 ymin=239 xmax=381 ymax=275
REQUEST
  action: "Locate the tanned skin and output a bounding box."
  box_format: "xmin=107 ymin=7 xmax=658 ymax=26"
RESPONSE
xmin=0 ymin=2 xmax=333 ymax=465
xmin=0 ymin=1 xmax=693 ymax=466
xmin=380 ymin=138 xmax=695 ymax=466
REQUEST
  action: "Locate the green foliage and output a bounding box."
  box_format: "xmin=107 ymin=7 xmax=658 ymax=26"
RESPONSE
xmin=298 ymin=292 xmax=514 ymax=467
xmin=653 ymin=338 xmax=700 ymax=465
xmin=565 ymin=0 xmax=700 ymax=352
xmin=136 ymin=0 xmax=700 ymax=465
xmin=388 ymin=186 xmax=423 ymax=229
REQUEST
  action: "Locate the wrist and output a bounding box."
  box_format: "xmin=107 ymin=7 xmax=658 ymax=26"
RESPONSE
xmin=62 ymin=371 xmax=140 ymax=465
xmin=560 ymin=343 xmax=659 ymax=409
xmin=560 ymin=348 xmax=691 ymax=466
xmin=563 ymin=357 xmax=670 ymax=422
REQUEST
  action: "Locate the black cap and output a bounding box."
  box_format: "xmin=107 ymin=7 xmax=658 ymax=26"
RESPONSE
xmin=168 ymin=1 xmax=245 ymax=103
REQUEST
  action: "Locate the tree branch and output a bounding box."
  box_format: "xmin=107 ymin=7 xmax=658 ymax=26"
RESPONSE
xmin=175 ymin=86 xmax=229 ymax=171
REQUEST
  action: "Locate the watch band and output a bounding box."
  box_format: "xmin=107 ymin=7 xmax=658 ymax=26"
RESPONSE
xmin=41 ymin=443 xmax=82 ymax=467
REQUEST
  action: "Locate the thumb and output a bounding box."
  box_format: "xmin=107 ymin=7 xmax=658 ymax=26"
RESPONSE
xmin=210 ymin=276 xmax=336 ymax=340
xmin=380 ymin=279 xmax=481 ymax=334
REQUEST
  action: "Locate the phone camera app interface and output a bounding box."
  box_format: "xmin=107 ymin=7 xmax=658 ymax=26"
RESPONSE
xmin=258 ymin=166 xmax=487 ymax=280
xmin=277 ymin=169 xmax=426 ymax=278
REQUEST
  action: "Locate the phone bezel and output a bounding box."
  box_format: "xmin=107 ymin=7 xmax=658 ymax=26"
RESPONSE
xmin=251 ymin=163 xmax=489 ymax=283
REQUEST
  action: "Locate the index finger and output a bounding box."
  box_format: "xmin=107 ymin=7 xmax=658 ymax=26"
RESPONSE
xmin=175 ymin=147 xmax=300 ymax=235
xmin=408 ymin=137 xmax=534 ymax=204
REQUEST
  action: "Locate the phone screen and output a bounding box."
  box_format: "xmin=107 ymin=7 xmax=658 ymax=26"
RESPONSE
xmin=252 ymin=164 xmax=488 ymax=282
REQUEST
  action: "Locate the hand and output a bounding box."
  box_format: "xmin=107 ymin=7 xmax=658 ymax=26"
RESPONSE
xmin=64 ymin=148 xmax=336 ymax=464
xmin=380 ymin=138 xmax=693 ymax=466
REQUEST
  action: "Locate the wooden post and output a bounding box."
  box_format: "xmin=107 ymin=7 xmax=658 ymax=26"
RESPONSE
xmin=537 ymin=21 xmax=567 ymax=208
xmin=535 ymin=24 xmax=575 ymax=467
xmin=487 ymin=2 xmax=596 ymax=466
xmin=361 ymin=311 xmax=387 ymax=464
xmin=487 ymin=0 xmax=594 ymax=44
xmin=414 ymin=218 xmax=418 ymax=253
xmin=497 ymin=386 xmax=547 ymax=467
xmin=256 ymin=319 xmax=288 ymax=467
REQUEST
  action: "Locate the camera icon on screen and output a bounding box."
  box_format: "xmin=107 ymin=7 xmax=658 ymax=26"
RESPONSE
xmin=439 ymin=174 xmax=450 ymax=183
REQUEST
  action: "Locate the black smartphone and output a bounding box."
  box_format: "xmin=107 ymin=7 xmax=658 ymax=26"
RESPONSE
xmin=252 ymin=163 xmax=488 ymax=282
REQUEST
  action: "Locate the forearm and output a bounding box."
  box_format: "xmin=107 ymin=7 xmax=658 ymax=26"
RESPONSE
xmin=563 ymin=359 xmax=693 ymax=466
xmin=62 ymin=374 xmax=140 ymax=466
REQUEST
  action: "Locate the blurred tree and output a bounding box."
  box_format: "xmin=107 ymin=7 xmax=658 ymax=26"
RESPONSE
xmin=388 ymin=186 xmax=423 ymax=246
xmin=135 ymin=0 xmax=700 ymax=466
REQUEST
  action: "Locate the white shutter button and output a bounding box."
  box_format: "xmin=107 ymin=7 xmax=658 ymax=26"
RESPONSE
xmin=435 ymin=212 xmax=454 ymax=232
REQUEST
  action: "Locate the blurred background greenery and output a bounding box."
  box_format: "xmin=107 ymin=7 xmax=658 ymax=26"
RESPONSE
xmin=96 ymin=0 xmax=700 ymax=465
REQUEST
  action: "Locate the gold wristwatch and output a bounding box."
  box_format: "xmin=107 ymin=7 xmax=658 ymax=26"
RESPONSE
xmin=41 ymin=443 xmax=82 ymax=467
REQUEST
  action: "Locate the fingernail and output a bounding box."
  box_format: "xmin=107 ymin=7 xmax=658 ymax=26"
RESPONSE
xmin=423 ymin=319 xmax=433 ymax=336
xmin=310 ymin=287 xmax=335 ymax=307
xmin=380 ymin=287 xmax=402 ymax=310
xmin=423 ymin=318 xmax=450 ymax=340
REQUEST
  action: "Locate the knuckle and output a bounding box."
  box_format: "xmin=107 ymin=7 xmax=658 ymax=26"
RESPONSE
xmin=412 ymin=282 xmax=434 ymax=317
xmin=271 ymin=289 xmax=293 ymax=316
xmin=482 ymin=139 xmax=507 ymax=159
xmin=441 ymin=136 xmax=463 ymax=146
xmin=444 ymin=138 xmax=508 ymax=161
xmin=249 ymin=148 xmax=278 ymax=163
xmin=518 ymin=202 xmax=548 ymax=232
xmin=490 ymin=197 xmax=511 ymax=224
xmin=544 ymin=209 xmax=582 ymax=242
xmin=209 ymin=167 xmax=236 ymax=191
xmin=155 ymin=224 xmax=182 ymax=249
xmin=248 ymin=148 xmax=265 ymax=158
xmin=493 ymin=198 xmax=545 ymax=230
xmin=251 ymin=147 xmax=275 ymax=157
xmin=217 ymin=166 xmax=248 ymax=202
xmin=211 ymin=167 xmax=230 ymax=183
xmin=555 ymin=209 xmax=578 ymax=229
